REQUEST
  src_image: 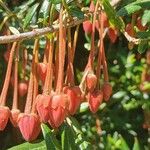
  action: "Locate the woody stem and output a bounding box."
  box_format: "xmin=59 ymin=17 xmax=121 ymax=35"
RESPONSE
xmin=0 ymin=42 xmax=17 ymax=106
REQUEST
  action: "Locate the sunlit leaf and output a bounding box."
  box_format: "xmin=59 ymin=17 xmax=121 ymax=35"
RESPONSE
xmin=23 ymin=3 xmax=39 ymax=29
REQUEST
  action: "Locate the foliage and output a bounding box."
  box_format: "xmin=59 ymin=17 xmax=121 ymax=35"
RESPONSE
xmin=0 ymin=0 xmax=150 ymax=150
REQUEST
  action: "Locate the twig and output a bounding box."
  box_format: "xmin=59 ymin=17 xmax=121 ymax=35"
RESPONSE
xmin=0 ymin=0 xmax=131 ymax=44
xmin=0 ymin=13 xmax=91 ymax=44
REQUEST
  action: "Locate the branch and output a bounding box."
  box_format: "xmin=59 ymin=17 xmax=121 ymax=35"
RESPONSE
xmin=123 ymin=31 xmax=140 ymax=45
xmin=0 ymin=13 xmax=91 ymax=44
xmin=0 ymin=0 xmax=124 ymax=44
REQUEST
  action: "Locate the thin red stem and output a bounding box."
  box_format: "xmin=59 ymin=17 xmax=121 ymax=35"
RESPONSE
xmin=72 ymin=25 xmax=79 ymax=62
xmin=24 ymin=39 xmax=38 ymax=113
xmin=43 ymin=38 xmax=54 ymax=95
xmin=0 ymin=42 xmax=17 ymax=106
xmin=87 ymin=1 xmax=99 ymax=69
xmin=32 ymin=39 xmax=39 ymax=113
xmin=99 ymin=12 xmax=109 ymax=82
xmin=66 ymin=28 xmax=74 ymax=85
xmin=22 ymin=48 xmax=27 ymax=80
xmin=54 ymin=33 xmax=59 ymax=90
xmin=12 ymin=43 xmax=19 ymax=109
xmin=56 ymin=7 xmax=66 ymax=93
xmin=43 ymin=38 xmax=50 ymax=63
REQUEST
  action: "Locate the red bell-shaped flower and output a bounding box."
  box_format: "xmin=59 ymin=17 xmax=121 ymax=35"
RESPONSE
xmin=18 ymin=82 xmax=28 ymax=97
xmin=18 ymin=113 xmax=41 ymax=141
xmin=37 ymin=63 xmax=47 ymax=83
xmin=88 ymin=90 xmax=103 ymax=113
xmin=86 ymin=72 xmax=97 ymax=92
xmin=125 ymin=23 xmax=134 ymax=37
xmin=10 ymin=109 xmax=20 ymax=127
xmin=36 ymin=94 xmax=51 ymax=122
xmin=107 ymin=28 xmax=118 ymax=43
xmin=0 ymin=106 xmax=10 ymax=131
xmin=89 ymin=1 xmax=95 ymax=12
xmin=102 ymin=82 xmax=112 ymax=101
xmin=83 ymin=21 xmax=92 ymax=34
xmin=63 ymin=86 xmax=82 ymax=115
xmin=48 ymin=94 xmax=68 ymax=128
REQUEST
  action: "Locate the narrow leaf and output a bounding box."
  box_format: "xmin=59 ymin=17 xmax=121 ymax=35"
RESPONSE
xmin=9 ymin=26 xmax=20 ymax=35
xmin=61 ymin=124 xmax=70 ymax=150
xmin=101 ymin=0 xmax=125 ymax=31
xmin=8 ymin=140 xmax=46 ymax=150
xmin=41 ymin=123 xmax=61 ymax=150
xmin=138 ymin=40 xmax=148 ymax=54
xmin=69 ymin=6 xmax=84 ymax=19
xmin=133 ymin=137 xmax=140 ymax=150
xmin=142 ymin=10 xmax=150 ymax=26
xmin=23 ymin=3 xmax=39 ymax=29
xmin=117 ymin=5 xmax=141 ymax=16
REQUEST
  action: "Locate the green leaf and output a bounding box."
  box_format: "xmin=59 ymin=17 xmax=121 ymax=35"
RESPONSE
xmin=23 ymin=3 xmax=39 ymax=29
xmin=136 ymin=31 xmax=150 ymax=39
xmin=117 ymin=5 xmax=142 ymax=16
xmin=120 ymin=135 xmax=130 ymax=150
xmin=9 ymin=26 xmax=20 ymax=35
xmin=61 ymin=124 xmax=70 ymax=150
xmin=51 ymin=0 xmax=61 ymax=4
xmin=142 ymin=10 xmax=150 ymax=26
xmin=133 ymin=137 xmax=140 ymax=150
xmin=101 ymin=0 xmax=125 ymax=31
xmin=39 ymin=0 xmax=51 ymax=25
xmin=117 ymin=0 xmax=150 ymax=16
xmin=41 ymin=123 xmax=61 ymax=150
xmin=8 ymin=140 xmax=46 ymax=150
xmin=69 ymin=6 xmax=84 ymax=19
xmin=138 ymin=40 xmax=148 ymax=54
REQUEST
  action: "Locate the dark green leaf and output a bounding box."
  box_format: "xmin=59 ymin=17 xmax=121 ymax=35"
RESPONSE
xmin=61 ymin=124 xmax=70 ymax=150
xmin=23 ymin=3 xmax=39 ymax=29
xmin=142 ymin=10 xmax=150 ymax=26
xmin=117 ymin=5 xmax=141 ymax=16
xmin=39 ymin=0 xmax=51 ymax=25
xmin=69 ymin=6 xmax=84 ymax=19
xmin=8 ymin=140 xmax=46 ymax=150
xmin=138 ymin=40 xmax=148 ymax=54
xmin=117 ymin=0 xmax=150 ymax=16
xmin=136 ymin=31 xmax=150 ymax=39
xmin=41 ymin=123 xmax=61 ymax=150
xmin=101 ymin=0 xmax=125 ymax=31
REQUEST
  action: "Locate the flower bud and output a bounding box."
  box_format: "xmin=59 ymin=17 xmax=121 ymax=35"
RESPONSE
xmin=18 ymin=82 xmax=28 ymax=97
xmin=63 ymin=86 xmax=81 ymax=115
xmin=18 ymin=113 xmax=41 ymax=141
xmin=83 ymin=21 xmax=92 ymax=34
xmin=48 ymin=94 xmax=68 ymax=128
xmin=37 ymin=63 xmax=47 ymax=83
xmin=87 ymin=90 xmax=103 ymax=113
xmin=102 ymin=82 xmax=112 ymax=101
xmin=36 ymin=94 xmax=51 ymax=122
xmin=10 ymin=109 xmax=20 ymax=127
xmin=86 ymin=72 xmax=97 ymax=92
xmin=0 ymin=106 xmax=10 ymax=131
